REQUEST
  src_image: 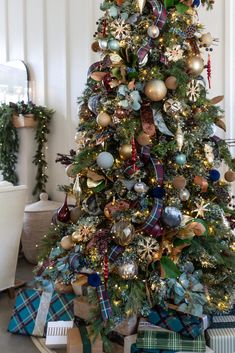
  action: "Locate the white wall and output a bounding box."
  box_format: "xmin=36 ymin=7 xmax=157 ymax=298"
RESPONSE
xmin=0 ymin=1 xmax=229 ymax=202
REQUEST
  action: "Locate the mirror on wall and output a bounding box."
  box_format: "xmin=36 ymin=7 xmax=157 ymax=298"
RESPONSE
xmin=0 ymin=60 xmax=30 ymax=104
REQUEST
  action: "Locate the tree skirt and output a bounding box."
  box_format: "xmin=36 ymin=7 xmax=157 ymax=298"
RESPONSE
xmin=31 ymin=337 xmax=60 ymax=353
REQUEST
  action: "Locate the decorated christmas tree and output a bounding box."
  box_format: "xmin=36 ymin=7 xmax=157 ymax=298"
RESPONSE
xmin=36 ymin=0 xmax=235 ymax=343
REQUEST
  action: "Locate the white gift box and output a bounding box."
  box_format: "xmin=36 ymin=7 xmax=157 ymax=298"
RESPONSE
xmin=206 ymin=328 xmax=235 ymax=353
xmin=45 ymin=321 xmax=74 ymax=348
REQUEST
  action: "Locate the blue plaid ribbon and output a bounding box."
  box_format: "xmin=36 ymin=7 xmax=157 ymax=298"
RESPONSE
xmin=109 ymin=245 xmax=124 ymax=262
xmin=139 ymin=198 xmax=163 ymax=235
xmin=138 ymin=0 xmax=167 ymax=63
xmin=97 ymin=285 xmax=113 ymax=321
xmin=141 ymin=146 xmax=164 ymax=185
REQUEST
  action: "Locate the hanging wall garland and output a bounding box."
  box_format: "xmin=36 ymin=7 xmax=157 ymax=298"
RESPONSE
xmin=0 ymin=101 xmax=54 ymax=197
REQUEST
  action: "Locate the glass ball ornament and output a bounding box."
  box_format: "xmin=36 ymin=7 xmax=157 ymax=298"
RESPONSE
xmin=99 ymin=38 xmax=108 ymax=50
xmin=60 ymin=235 xmax=74 ymax=251
xmin=134 ymin=181 xmax=149 ymax=194
xmin=96 ymin=112 xmax=111 ymax=127
xmin=180 ymin=189 xmax=190 ymax=201
xmin=144 ymin=79 xmax=167 ymax=101
xmin=111 ymin=220 xmax=136 ymax=246
xmin=187 ymin=56 xmax=205 ymax=76
xmin=175 ymin=154 xmax=187 ymax=166
xmin=209 ymin=169 xmax=220 ymax=182
xmin=165 ymin=76 xmax=178 ymax=90
xmin=162 ymin=207 xmax=183 ymax=228
xmin=224 ymin=170 xmax=235 ymax=183
xmin=147 ymin=25 xmax=160 ymax=39
xmin=119 ymin=144 xmax=132 ymax=160
xmin=108 ymin=39 xmax=120 ymax=51
xmin=96 ymin=152 xmax=114 ymax=169
xmin=117 ymin=261 xmax=138 ymax=280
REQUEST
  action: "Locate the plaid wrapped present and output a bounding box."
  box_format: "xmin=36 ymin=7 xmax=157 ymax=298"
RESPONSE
xmin=210 ymin=315 xmax=235 ymax=329
xmin=206 ymin=328 xmax=235 ymax=353
xmin=148 ymin=305 xmax=207 ymax=338
xmin=8 ymin=288 xmax=75 ymax=337
xmin=136 ymin=329 xmax=206 ymax=352
xmin=131 ymin=343 xmax=214 ymax=353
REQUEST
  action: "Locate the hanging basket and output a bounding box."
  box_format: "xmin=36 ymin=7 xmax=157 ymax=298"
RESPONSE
xmin=12 ymin=113 xmax=38 ymax=129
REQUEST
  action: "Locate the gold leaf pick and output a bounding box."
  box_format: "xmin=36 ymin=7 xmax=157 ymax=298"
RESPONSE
xmin=138 ymin=0 xmax=147 ymax=13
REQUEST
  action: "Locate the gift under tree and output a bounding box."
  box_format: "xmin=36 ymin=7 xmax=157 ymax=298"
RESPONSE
xmin=36 ymin=0 xmax=235 ymax=344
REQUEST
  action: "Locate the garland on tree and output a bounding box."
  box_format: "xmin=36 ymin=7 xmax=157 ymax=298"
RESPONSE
xmin=0 ymin=101 xmax=54 ymax=196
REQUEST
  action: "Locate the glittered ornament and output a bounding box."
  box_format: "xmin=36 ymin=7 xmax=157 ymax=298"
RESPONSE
xmin=176 ymin=124 xmax=184 ymax=152
xmin=82 ymin=195 xmax=102 ymax=216
xmin=73 ymin=175 xmax=82 ymax=204
xmin=72 ymin=219 xmax=98 ymax=243
xmin=200 ymin=32 xmax=213 ymax=47
xmin=224 ymin=170 xmax=235 ymax=183
xmin=110 ymin=19 xmax=131 ymax=40
xmin=137 ymin=131 xmax=151 ymax=146
xmin=165 ymin=45 xmax=184 ymax=62
xmin=96 ymin=152 xmax=114 ymax=169
xmin=144 ymin=80 xmax=167 ymax=102
xmin=187 ymin=56 xmax=205 ymax=76
xmin=163 ymin=99 xmax=182 ymax=116
xmin=187 ymin=80 xmax=201 ymax=102
xmin=175 ymin=154 xmax=187 ymax=165
xmin=162 ymin=207 xmax=182 ymax=228
xmin=111 ymin=221 xmax=135 ymax=246
xmin=96 ymin=112 xmax=112 ymax=127
xmin=57 ymin=194 xmax=70 ymax=223
xmin=108 ymin=39 xmax=120 ymax=51
xmin=147 ymin=25 xmax=160 ymax=38
xmin=104 ymin=200 xmax=130 ymax=219
xmin=119 ymin=144 xmax=132 ymax=160
xmin=118 ymin=261 xmax=138 ymax=280
xmin=165 ymin=76 xmax=178 ymax=90
xmin=60 ymin=235 xmax=74 ymax=251
xmin=173 ymin=176 xmax=187 ymax=190
xmin=137 ymin=237 xmax=160 ymax=262
xmin=66 ymin=164 xmax=75 ymax=178
xmin=134 ymin=181 xmax=149 ymax=194
xmin=99 ymin=38 xmax=108 ymax=50
xmin=180 ymin=189 xmax=190 ymax=201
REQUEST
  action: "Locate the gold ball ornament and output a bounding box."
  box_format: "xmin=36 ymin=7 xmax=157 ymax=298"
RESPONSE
xmin=187 ymin=56 xmax=205 ymax=76
xmin=224 ymin=170 xmax=235 ymax=183
xmin=144 ymin=79 xmax=167 ymax=101
xmin=165 ymin=76 xmax=178 ymax=90
xmin=119 ymin=144 xmax=132 ymax=160
xmin=111 ymin=221 xmax=136 ymax=246
xmin=96 ymin=112 xmax=112 ymax=127
xmin=60 ymin=235 xmax=74 ymax=251
xmin=137 ymin=131 xmax=151 ymax=146
xmin=66 ymin=164 xmax=75 ymax=178
xmin=173 ymin=176 xmax=187 ymax=190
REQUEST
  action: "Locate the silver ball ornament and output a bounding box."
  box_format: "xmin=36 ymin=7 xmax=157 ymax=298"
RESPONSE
xmin=108 ymin=39 xmax=120 ymax=52
xmin=96 ymin=152 xmax=114 ymax=169
xmin=179 ymin=189 xmax=190 ymax=202
xmin=134 ymin=182 xmax=149 ymax=194
xmin=144 ymin=79 xmax=167 ymax=101
xmin=117 ymin=261 xmax=138 ymax=280
xmin=147 ymin=25 xmax=160 ymax=39
xmin=99 ymin=39 xmax=108 ymax=50
xmin=162 ymin=207 xmax=183 ymax=228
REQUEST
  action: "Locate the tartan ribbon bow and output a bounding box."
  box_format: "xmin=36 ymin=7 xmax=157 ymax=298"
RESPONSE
xmin=137 ymin=0 xmax=167 ymax=63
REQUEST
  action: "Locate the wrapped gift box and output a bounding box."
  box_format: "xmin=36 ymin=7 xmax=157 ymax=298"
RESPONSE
xmin=8 ymin=288 xmax=75 ymax=337
xmin=131 ymin=343 xmax=214 ymax=353
xmin=67 ymin=327 xmax=103 ymax=353
xmin=73 ymin=296 xmax=97 ymax=321
xmin=113 ymin=316 xmax=138 ymax=336
xmin=45 ymin=321 xmax=73 ymax=348
xmin=136 ymin=329 xmax=206 ymax=352
xmin=210 ymin=315 xmax=235 ymax=329
xmin=108 ymin=334 xmax=137 ymax=353
xmin=71 ymin=275 xmax=90 ymax=296
xmin=148 ymin=305 xmax=208 ymax=338
xmin=206 ymin=328 xmax=235 ymax=353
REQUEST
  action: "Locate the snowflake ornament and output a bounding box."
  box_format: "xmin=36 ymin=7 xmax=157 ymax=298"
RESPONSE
xmin=110 ymin=19 xmax=131 ymax=40
xmin=137 ymin=237 xmax=160 ymax=262
xmin=187 ymin=80 xmax=202 ymax=102
xmin=165 ymin=45 xmax=184 ymax=62
xmin=192 ymin=200 xmax=210 ymax=218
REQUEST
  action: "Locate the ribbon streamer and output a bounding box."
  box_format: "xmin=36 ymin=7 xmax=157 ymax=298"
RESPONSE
xmin=141 ymin=105 xmax=156 ymax=137
xmin=139 ymin=198 xmax=164 ymax=235
xmin=141 ymin=146 xmax=164 ymax=185
xmin=97 ymin=284 xmax=113 ymax=321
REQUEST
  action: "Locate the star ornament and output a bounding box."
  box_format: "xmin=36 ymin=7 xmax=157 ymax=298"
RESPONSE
xmin=138 ymin=0 xmax=147 ymax=13
xmin=192 ymin=200 xmax=210 ymax=218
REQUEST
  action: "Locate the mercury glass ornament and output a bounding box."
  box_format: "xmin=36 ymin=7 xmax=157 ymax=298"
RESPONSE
xmin=108 ymin=39 xmax=120 ymax=51
xmin=147 ymin=25 xmax=160 ymax=38
xmin=162 ymin=207 xmax=182 ymax=228
xmin=60 ymin=235 xmax=74 ymax=251
xmin=118 ymin=261 xmax=138 ymax=280
xmin=187 ymin=56 xmax=205 ymax=76
xmin=96 ymin=152 xmax=114 ymax=169
xmin=175 ymin=153 xmax=187 ymax=166
xmin=99 ymin=38 xmax=108 ymax=50
xmin=144 ymin=79 xmax=167 ymax=101
xmin=111 ymin=221 xmax=135 ymax=246
xmin=96 ymin=112 xmax=111 ymax=127
xmin=180 ymin=189 xmax=190 ymax=201
xmin=119 ymin=144 xmax=132 ymax=160
xmin=163 ymin=99 xmax=182 ymax=116
xmin=134 ymin=181 xmax=149 ymax=194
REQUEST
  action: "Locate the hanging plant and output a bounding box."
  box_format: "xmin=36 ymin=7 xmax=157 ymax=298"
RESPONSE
xmin=0 ymin=101 xmax=54 ymax=197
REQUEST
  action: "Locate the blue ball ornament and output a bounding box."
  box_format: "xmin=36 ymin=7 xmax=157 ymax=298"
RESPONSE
xmin=152 ymin=186 xmax=165 ymax=199
xmin=193 ymin=0 xmax=200 ymax=7
xmin=108 ymin=39 xmax=120 ymax=52
xmin=209 ymin=169 xmax=220 ymax=182
xmin=175 ymin=154 xmax=187 ymax=166
xmin=162 ymin=207 xmax=182 ymax=228
xmin=88 ymin=273 xmax=102 ymax=288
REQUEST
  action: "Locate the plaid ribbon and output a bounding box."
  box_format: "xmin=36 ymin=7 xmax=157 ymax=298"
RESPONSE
xmin=139 ymin=198 xmax=163 ymax=235
xmin=148 ymin=305 xmax=204 ymax=338
xmin=131 ymin=343 xmax=175 ymax=353
xmin=109 ymin=245 xmax=124 ymax=262
xmin=141 ymin=146 xmax=164 ymax=185
xmin=137 ymin=330 xmax=206 ymax=352
xmin=97 ymin=284 xmax=113 ymax=321
xmin=138 ymin=0 xmax=167 ymax=63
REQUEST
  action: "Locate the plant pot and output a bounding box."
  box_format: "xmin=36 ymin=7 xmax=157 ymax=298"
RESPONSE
xmin=12 ymin=113 xmax=38 ymax=128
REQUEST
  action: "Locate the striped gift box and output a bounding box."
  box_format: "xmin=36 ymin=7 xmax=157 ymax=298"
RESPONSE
xmin=206 ymin=328 xmax=235 ymax=353
xmin=210 ymin=315 xmax=235 ymax=329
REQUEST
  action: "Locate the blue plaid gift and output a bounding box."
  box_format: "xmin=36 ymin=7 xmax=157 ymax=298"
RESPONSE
xmin=8 ymin=288 xmax=75 ymax=337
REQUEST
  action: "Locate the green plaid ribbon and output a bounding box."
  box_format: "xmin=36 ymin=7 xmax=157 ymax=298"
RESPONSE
xmin=136 ymin=330 xmax=206 ymax=352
